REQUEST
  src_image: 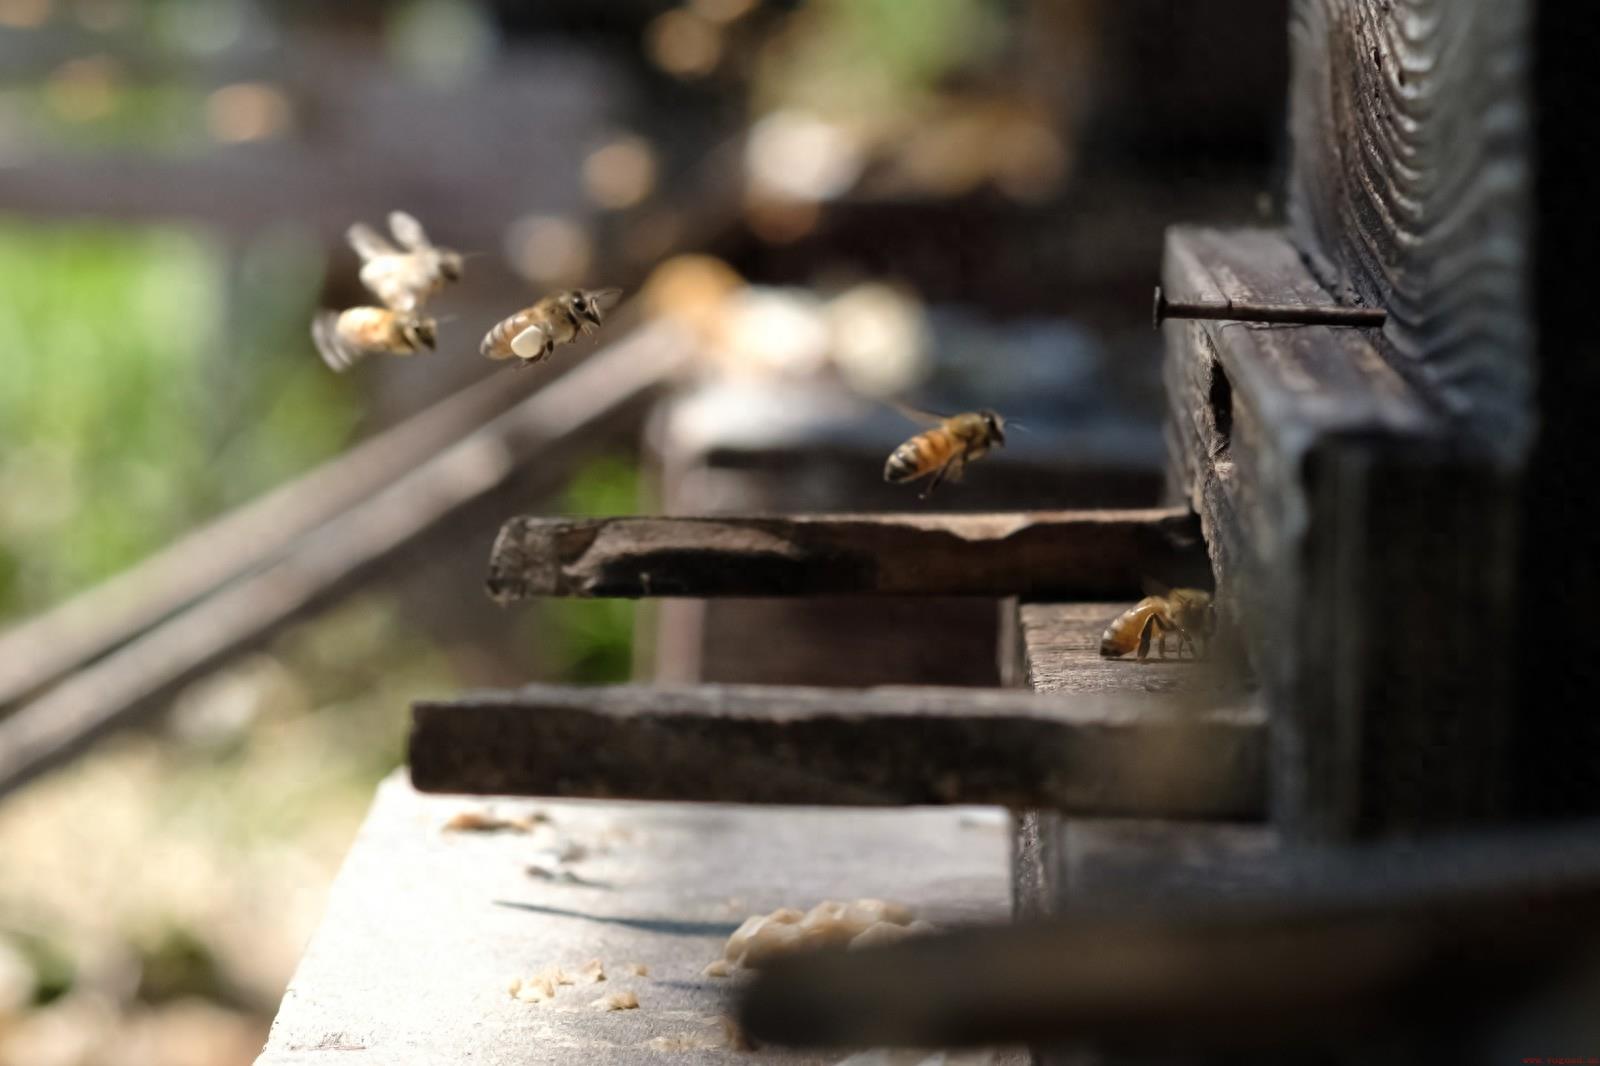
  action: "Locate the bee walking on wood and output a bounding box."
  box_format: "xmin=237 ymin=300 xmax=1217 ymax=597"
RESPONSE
xmin=883 ymin=407 xmax=1007 ymax=498
xmin=347 ymin=210 xmax=463 ymax=312
xmin=311 ymin=307 xmax=437 ymax=373
xmin=479 ymin=288 xmax=622 ymax=366
xmin=1099 ymin=586 xmax=1215 ymax=660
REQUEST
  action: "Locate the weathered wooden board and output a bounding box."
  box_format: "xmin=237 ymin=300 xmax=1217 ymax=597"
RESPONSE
xmin=1006 ymin=603 xmax=1271 ymax=924
xmin=640 ymin=374 xmax=1164 ymax=688
xmin=741 ymin=816 xmax=1600 ymax=1054
xmin=486 ymin=509 xmax=1209 ymax=602
xmin=0 ymin=326 xmax=691 ymax=799
xmin=1162 ymin=226 xmax=1518 ymax=839
xmin=1287 ymin=0 xmax=1532 ymax=452
xmin=255 ymin=772 xmax=1018 ymax=1065
xmin=411 ymin=683 xmax=1266 ymax=819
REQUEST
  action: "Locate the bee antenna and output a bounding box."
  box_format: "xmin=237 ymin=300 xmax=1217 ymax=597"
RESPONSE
xmin=459 ymin=251 xmax=488 ymax=260
xmin=1007 ymin=419 xmax=1032 ymax=433
xmin=433 ymin=314 xmax=458 ymax=324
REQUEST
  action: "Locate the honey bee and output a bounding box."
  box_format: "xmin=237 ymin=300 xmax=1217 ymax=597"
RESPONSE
xmin=883 ymin=407 xmax=1007 ymax=498
xmin=311 ymin=306 xmax=437 ymax=372
xmin=1099 ymin=586 xmax=1215 ymax=660
xmin=479 ymin=288 xmax=623 ymax=366
xmin=346 ymin=210 xmax=463 ymax=312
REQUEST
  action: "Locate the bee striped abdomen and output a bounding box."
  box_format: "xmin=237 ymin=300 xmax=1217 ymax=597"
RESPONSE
xmin=883 ymin=431 xmax=952 ymax=482
xmin=1099 ymin=599 xmax=1162 ymax=658
xmin=481 ymin=310 xmax=532 ymax=360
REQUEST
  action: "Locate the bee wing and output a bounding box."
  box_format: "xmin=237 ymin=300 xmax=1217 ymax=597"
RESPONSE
xmin=1140 ymin=576 xmax=1173 ymax=598
xmin=510 ymin=323 xmax=553 ymax=361
xmin=890 ymin=400 xmax=951 ymax=427
xmin=388 ymin=210 xmax=432 ymax=251
xmin=312 ymin=311 xmax=359 ymax=372
xmin=347 ymin=223 xmax=398 ymax=261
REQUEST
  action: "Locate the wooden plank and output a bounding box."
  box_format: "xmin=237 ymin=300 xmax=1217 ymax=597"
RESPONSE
xmin=256 ymin=772 xmax=1017 ymax=1065
xmin=410 ymin=683 xmax=1267 ymax=819
xmin=486 ymin=509 xmax=1210 ymax=602
xmin=0 ymin=325 xmax=692 ymax=800
xmin=1287 ymin=0 xmax=1532 ymax=451
xmin=1007 ymin=603 xmax=1271 ymax=926
xmin=1161 ymin=226 xmax=1518 ymax=839
xmin=740 ymin=817 xmax=1600 ymax=1054
xmin=0 ymin=37 xmax=619 ymax=238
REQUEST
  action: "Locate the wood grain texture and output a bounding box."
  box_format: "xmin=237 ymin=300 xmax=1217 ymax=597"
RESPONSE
xmin=1287 ymin=0 xmax=1532 ymax=451
xmin=0 ymin=325 xmax=691 ymax=800
xmin=1008 ymin=602 xmax=1271 ymax=930
xmin=1162 ymin=227 xmax=1518 ymax=839
xmin=255 ymin=772 xmax=1015 ymax=1066
xmin=742 ymin=817 xmax=1600 ymax=1053
xmin=486 ymin=509 xmax=1209 ymax=601
xmin=411 ymin=683 xmax=1267 ymax=819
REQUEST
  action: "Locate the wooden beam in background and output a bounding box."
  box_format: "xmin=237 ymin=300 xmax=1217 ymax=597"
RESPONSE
xmin=0 ymin=325 xmax=692 ymax=801
xmin=486 ymin=509 xmax=1209 ymax=602
xmin=409 ymin=682 xmax=1267 ymax=819
xmin=740 ymin=815 xmax=1600 ymax=1052
xmin=0 ymin=366 xmax=539 ymax=712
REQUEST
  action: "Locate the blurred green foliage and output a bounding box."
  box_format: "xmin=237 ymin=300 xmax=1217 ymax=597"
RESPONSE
xmin=536 ymin=454 xmax=640 ymax=683
xmin=0 ymin=81 xmax=207 ymax=155
xmin=0 ymin=219 xmax=355 ymax=622
xmin=756 ymin=0 xmax=1005 ymax=120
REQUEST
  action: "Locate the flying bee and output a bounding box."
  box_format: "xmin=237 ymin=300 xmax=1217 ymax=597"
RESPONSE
xmin=311 ymin=306 xmax=437 ymax=373
xmin=1099 ymin=586 xmax=1216 ymax=661
xmin=346 ymin=210 xmax=464 ymax=312
xmin=479 ymin=288 xmax=623 ymax=366
xmin=883 ymin=406 xmax=1007 ymax=498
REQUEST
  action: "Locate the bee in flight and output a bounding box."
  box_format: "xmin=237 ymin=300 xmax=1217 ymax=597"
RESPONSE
xmin=883 ymin=406 xmax=1007 ymax=498
xmin=479 ymin=288 xmax=622 ymax=366
xmin=1099 ymin=586 xmax=1215 ymax=660
xmin=347 ymin=210 xmax=463 ymax=312
xmin=311 ymin=306 xmax=437 ymax=373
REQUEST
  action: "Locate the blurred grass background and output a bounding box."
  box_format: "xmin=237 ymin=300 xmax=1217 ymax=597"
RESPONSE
xmin=0 ymin=226 xmax=637 ymax=1062
xmin=0 ymin=235 xmax=638 ymax=1057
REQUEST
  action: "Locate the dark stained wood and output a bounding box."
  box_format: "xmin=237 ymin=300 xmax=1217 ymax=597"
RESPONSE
xmin=486 ymin=509 xmax=1209 ymax=602
xmin=0 ymin=36 xmax=620 ymax=241
xmin=640 ymin=365 xmax=1165 ymax=688
xmin=741 ymin=817 xmax=1600 ymax=1053
xmin=0 ymin=326 xmax=691 ymax=800
xmin=1287 ymin=0 xmax=1533 ymax=451
xmin=411 ymin=683 xmax=1267 ymax=819
xmin=1162 ymin=226 xmax=1518 ymax=839
xmin=1007 ymin=602 xmax=1271 ymax=927
xmin=255 ymin=772 xmax=1015 ymax=1066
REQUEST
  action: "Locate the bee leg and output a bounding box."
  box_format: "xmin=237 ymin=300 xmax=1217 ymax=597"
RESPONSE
xmin=919 ymin=456 xmax=967 ymax=499
xmin=918 ymin=460 xmax=954 ymax=499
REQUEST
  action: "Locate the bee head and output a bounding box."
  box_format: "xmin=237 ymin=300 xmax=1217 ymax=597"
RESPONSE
xmin=403 ymin=315 xmax=438 ymax=350
xmin=437 ymin=251 xmax=464 ymax=282
xmin=572 ymin=287 xmax=622 ymax=329
xmin=980 ymin=409 xmax=1007 ymax=446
